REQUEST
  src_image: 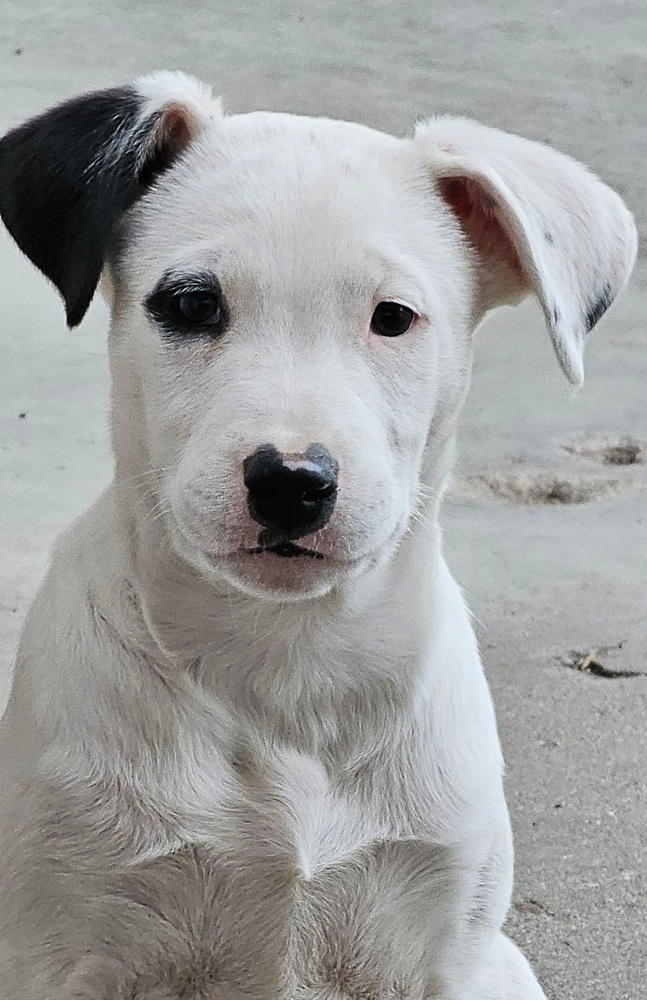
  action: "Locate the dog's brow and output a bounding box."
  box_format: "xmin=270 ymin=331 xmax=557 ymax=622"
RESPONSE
xmin=150 ymin=267 xmax=219 ymax=294
xmin=360 ymin=252 xmax=430 ymax=311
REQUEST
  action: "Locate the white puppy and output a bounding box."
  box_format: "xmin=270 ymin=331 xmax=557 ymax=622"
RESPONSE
xmin=0 ymin=72 xmax=636 ymax=1000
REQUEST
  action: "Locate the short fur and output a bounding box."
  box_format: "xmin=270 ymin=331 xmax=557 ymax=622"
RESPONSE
xmin=0 ymin=72 xmax=636 ymax=1000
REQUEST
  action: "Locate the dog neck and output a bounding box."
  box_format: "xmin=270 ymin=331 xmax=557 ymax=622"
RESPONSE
xmin=105 ymin=486 xmax=452 ymax=762
xmin=10 ymin=429 xmax=467 ymax=779
xmin=11 ymin=461 xmax=497 ymax=839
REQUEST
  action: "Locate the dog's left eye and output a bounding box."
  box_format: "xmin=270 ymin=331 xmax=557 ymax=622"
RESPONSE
xmin=371 ymin=301 xmax=416 ymax=337
xmin=145 ymin=273 xmax=228 ymax=338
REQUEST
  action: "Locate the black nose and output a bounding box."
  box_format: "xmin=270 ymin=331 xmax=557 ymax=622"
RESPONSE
xmin=243 ymin=443 xmax=339 ymax=539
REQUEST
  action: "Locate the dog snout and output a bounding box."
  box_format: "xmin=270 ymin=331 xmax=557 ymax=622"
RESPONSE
xmin=243 ymin=443 xmax=339 ymax=539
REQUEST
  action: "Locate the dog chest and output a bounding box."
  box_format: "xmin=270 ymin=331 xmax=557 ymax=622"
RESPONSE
xmin=90 ymin=835 xmax=475 ymax=1000
xmin=54 ymin=746 xmax=495 ymax=1000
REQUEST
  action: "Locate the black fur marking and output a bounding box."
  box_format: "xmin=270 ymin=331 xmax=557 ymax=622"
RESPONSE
xmin=552 ymin=307 xmax=560 ymax=326
xmin=544 ymin=229 xmax=554 ymax=245
xmin=0 ymin=88 xmax=179 ymax=327
xmin=137 ymin=136 xmax=178 ymax=189
xmin=584 ymin=284 xmax=614 ymax=333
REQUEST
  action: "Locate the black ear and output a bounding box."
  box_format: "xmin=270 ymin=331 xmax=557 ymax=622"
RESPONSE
xmin=0 ymin=80 xmax=210 ymax=327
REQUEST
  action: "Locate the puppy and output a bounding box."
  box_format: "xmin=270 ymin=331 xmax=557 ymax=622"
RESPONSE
xmin=0 ymin=72 xmax=636 ymax=1000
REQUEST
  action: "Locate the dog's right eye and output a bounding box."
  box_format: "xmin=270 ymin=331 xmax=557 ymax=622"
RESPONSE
xmin=174 ymin=290 xmax=221 ymax=326
xmin=145 ymin=273 xmax=228 ymax=339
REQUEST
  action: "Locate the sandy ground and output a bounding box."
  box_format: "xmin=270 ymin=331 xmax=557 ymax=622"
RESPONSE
xmin=0 ymin=3 xmax=645 ymax=998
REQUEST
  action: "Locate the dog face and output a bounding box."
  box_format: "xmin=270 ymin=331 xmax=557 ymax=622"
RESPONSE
xmin=109 ymin=109 xmax=474 ymax=600
xmin=0 ymin=73 xmax=636 ymax=601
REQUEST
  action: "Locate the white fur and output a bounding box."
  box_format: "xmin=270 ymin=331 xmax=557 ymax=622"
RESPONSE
xmin=0 ymin=71 xmax=636 ymax=999
xmin=136 ymin=69 xmax=223 ymax=126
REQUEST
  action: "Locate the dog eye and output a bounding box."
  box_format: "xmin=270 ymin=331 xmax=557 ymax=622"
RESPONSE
xmin=371 ymin=301 xmax=416 ymax=337
xmin=174 ymin=290 xmax=221 ymax=326
xmin=145 ymin=273 xmax=228 ymax=339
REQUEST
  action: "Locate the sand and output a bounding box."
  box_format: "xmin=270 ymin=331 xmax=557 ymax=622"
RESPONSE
xmin=0 ymin=3 xmax=645 ymax=997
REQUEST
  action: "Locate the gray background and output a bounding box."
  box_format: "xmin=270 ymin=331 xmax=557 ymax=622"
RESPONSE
xmin=0 ymin=3 xmax=645 ymax=998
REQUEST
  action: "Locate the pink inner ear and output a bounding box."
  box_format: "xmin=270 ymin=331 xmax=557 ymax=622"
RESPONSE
xmin=159 ymin=104 xmax=193 ymax=155
xmin=438 ymin=176 xmax=527 ymax=283
xmin=138 ymin=104 xmax=197 ymax=188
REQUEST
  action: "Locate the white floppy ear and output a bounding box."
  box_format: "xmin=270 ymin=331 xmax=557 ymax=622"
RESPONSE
xmin=415 ymin=118 xmax=637 ymax=383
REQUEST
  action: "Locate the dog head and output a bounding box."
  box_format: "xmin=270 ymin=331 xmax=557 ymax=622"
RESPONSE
xmin=0 ymin=73 xmax=636 ymax=601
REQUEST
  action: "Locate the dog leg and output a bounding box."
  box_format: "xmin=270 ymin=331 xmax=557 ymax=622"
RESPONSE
xmin=499 ymin=933 xmax=549 ymax=1000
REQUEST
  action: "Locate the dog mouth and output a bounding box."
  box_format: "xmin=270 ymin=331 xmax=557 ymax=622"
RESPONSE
xmin=244 ymin=540 xmax=325 ymax=560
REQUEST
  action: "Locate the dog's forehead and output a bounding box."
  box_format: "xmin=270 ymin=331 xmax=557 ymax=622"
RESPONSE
xmin=130 ymin=111 xmax=439 ymax=284
xmin=213 ymin=109 xmax=402 ymax=154
xmin=166 ymin=111 xmax=412 ymax=217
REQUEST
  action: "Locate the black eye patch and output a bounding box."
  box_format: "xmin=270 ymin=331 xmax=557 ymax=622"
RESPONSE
xmin=144 ymin=271 xmax=229 ymax=340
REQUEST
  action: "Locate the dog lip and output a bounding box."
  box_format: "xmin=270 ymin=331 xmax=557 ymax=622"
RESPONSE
xmin=172 ymin=511 xmax=403 ymax=572
xmin=243 ymin=541 xmax=326 ymax=560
